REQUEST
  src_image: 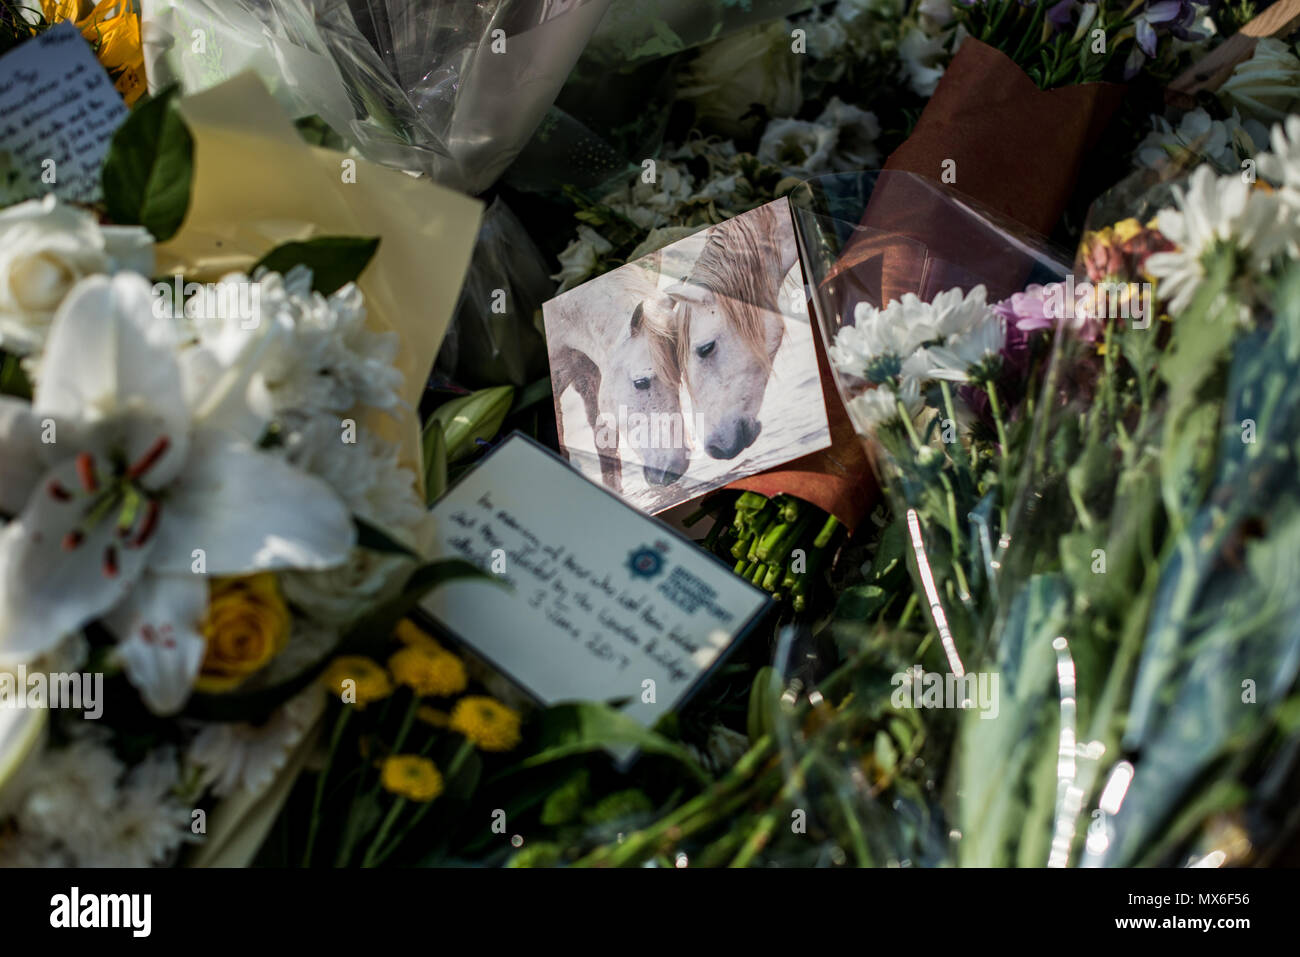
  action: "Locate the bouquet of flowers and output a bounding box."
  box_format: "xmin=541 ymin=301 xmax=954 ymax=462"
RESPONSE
xmin=0 ymin=24 xmax=483 ymax=862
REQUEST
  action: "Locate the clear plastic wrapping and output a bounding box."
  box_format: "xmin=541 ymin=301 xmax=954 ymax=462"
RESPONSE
xmin=786 ymin=164 xmax=1300 ymax=868
xmin=141 ymin=0 xmax=613 ymax=193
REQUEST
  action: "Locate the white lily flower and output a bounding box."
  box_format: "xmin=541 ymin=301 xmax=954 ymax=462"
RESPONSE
xmin=0 ymin=274 xmax=355 ymax=713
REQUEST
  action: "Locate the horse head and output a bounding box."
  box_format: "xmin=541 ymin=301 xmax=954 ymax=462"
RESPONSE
xmin=660 ymin=278 xmax=784 ymax=460
xmin=597 ymin=301 xmax=689 ymax=487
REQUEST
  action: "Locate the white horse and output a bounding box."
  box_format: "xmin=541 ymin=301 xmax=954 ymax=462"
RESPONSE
xmin=643 ymin=202 xmax=799 ymax=460
xmin=545 ymin=253 xmax=689 ymax=493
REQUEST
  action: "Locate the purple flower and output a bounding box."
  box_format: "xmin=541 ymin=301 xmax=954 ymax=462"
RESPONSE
xmin=1047 ymin=0 xmax=1077 ymax=30
xmin=994 ymin=284 xmax=1057 ymax=333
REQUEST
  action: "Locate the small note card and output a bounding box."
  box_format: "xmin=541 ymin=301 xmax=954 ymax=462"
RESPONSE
xmin=0 ymin=22 xmax=129 ymax=202
xmin=419 ymin=434 xmax=770 ymax=732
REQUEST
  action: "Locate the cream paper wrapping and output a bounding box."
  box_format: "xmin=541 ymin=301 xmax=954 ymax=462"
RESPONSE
xmin=158 ymin=71 xmax=483 ymax=478
xmin=159 ymin=73 xmax=481 ymax=866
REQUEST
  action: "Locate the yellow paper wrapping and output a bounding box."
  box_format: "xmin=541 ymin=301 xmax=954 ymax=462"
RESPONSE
xmin=158 ymin=72 xmax=484 ymax=478
xmin=157 ymin=74 xmax=481 ymax=866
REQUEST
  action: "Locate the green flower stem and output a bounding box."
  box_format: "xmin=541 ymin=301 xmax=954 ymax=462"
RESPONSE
xmin=302 ymin=705 xmax=351 ymax=867
xmin=984 ymin=380 xmax=1012 ymax=534
xmin=372 ymin=739 xmax=474 ymax=866
xmin=336 ymin=693 xmax=419 ymax=866
xmin=729 ymin=749 xmax=818 ymax=867
xmin=575 ymin=735 xmax=775 ymax=867
xmin=361 ymin=798 xmax=407 ymax=868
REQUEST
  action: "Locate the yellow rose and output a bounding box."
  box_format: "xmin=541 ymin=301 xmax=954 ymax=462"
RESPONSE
xmin=195 ymin=574 xmax=291 ymax=693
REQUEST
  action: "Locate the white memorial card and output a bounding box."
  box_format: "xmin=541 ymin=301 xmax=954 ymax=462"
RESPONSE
xmin=0 ymin=22 xmax=129 ymax=202
xmin=419 ymin=434 xmax=770 ymax=731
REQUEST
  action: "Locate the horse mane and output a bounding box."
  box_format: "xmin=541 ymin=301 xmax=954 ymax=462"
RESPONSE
xmin=635 ymin=299 xmax=682 ymax=387
xmin=675 ymin=207 xmax=782 ymax=388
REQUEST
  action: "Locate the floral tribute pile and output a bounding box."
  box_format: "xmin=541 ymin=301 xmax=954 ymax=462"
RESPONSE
xmin=1 ymin=0 xmax=1300 ymax=870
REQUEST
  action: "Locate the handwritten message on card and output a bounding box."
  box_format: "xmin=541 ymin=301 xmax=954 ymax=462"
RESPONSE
xmin=0 ymin=22 xmax=128 ymax=202
xmin=420 ymin=435 xmax=769 ymax=731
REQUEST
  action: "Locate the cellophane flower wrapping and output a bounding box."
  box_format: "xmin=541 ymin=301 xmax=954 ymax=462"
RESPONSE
xmin=140 ymin=0 xmax=612 ymax=193
xmin=782 ymin=151 xmax=1300 ymax=867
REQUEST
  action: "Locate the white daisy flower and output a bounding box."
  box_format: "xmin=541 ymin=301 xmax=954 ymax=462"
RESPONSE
xmin=927 ymin=312 xmax=1007 ymax=382
xmin=1145 ymin=165 xmax=1287 ymax=319
xmin=846 ymin=379 xmax=923 ymax=433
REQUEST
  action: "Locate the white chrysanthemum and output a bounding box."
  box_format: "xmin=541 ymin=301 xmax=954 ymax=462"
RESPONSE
xmin=1258 ymin=115 xmax=1300 ymax=196
xmin=757 ymin=118 xmax=838 ymax=174
xmin=283 ymin=416 xmax=425 ymax=540
xmin=10 ymin=734 xmax=123 ymax=853
xmin=817 ymin=97 xmax=882 ymax=171
xmin=84 ymin=747 xmax=192 ymax=868
xmin=1145 ymin=165 xmax=1286 ymax=318
xmin=270 ymin=270 xmax=402 ymax=415
xmin=1218 ymin=38 xmax=1300 ymax=124
xmin=926 ymin=312 xmax=1006 ymax=382
xmin=187 ymin=686 xmax=325 ymax=798
xmin=832 ymin=288 xmax=996 ymax=385
xmin=846 ymin=379 xmax=923 ymax=433
xmin=924 ymin=285 xmax=994 ymax=339
xmin=1 ymin=733 xmax=187 ymax=865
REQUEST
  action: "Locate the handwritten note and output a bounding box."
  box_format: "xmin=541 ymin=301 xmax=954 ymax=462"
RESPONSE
xmin=0 ymin=22 xmax=128 ymax=202
xmin=420 ymin=435 xmax=769 ymax=732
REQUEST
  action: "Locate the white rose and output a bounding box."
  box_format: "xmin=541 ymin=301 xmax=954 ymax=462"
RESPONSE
xmin=552 ymin=225 xmax=613 ymax=292
xmin=0 ymin=195 xmax=153 ymax=355
xmin=677 ymin=20 xmax=803 ymax=138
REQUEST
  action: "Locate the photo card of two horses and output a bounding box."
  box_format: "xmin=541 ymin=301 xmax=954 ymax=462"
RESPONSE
xmin=542 ymin=198 xmax=832 ymax=515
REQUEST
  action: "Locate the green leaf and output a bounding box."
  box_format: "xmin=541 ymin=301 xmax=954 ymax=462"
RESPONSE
xmin=0 ymin=352 xmax=31 ymax=400
xmin=353 ymin=516 xmax=419 ymax=558
xmin=500 ymin=702 xmax=711 ymax=785
xmin=101 ymin=85 xmax=193 ymax=241
xmin=431 ymin=386 xmax=515 ymax=463
xmin=253 ymin=236 xmax=381 ymax=295
xmin=421 ymin=421 xmax=448 ymax=505
xmin=510 ymin=376 xmax=554 ymax=415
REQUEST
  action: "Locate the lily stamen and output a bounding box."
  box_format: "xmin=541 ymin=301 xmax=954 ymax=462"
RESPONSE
xmin=75 ymin=452 xmax=98 ymax=493
xmin=125 ymin=436 xmax=172 ymax=481
xmin=129 ymin=499 xmax=161 ymax=549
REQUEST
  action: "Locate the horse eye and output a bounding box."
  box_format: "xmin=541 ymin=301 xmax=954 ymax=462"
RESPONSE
xmin=633 ymin=376 xmax=652 ymax=391
xmin=695 ymin=340 xmax=716 ymax=359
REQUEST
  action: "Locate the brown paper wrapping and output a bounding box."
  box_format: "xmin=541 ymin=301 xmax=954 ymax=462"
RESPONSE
xmin=727 ymin=306 xmax=877 ymax=530
xmin=725 ymin=39 xmax=1124 ymax=532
